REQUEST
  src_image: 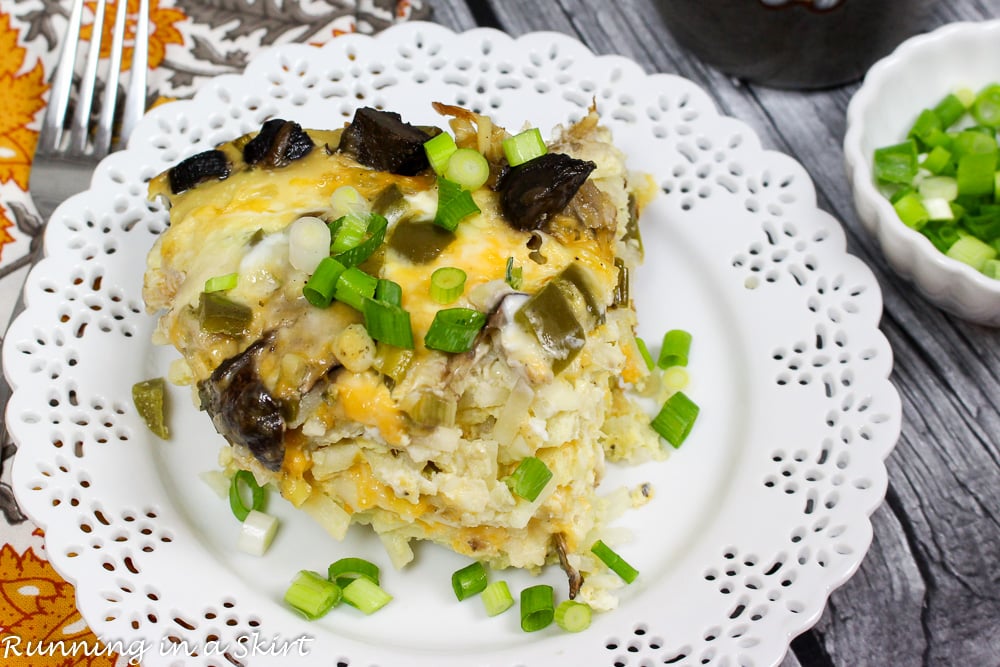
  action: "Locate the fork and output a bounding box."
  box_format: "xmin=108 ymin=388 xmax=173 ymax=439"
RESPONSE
xmin=0 ymin=0 xmax=149 ymax=441
xmin=30 ymin=0 xmax=149 ymax=221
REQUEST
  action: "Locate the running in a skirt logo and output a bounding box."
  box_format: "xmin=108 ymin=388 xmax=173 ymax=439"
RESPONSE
xmin=1 ymin=631 xmax=314 ymax=664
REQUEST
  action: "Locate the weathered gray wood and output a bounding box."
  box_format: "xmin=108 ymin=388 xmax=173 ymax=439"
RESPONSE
xmin=425 ymin=0 xmax=1000 ymax=665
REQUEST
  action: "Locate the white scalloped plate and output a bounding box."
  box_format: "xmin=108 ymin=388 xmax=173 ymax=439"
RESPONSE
xmin=7 ymin=23 xmax=901 ymax=667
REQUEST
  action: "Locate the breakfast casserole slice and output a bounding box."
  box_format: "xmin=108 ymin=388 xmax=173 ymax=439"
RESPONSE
xmin=143 ymin=104 xmax=663 ymax=607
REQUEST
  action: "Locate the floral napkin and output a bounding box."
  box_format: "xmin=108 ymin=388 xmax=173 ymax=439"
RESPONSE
xmin=0 ymin=1 xmax=428 ymax=664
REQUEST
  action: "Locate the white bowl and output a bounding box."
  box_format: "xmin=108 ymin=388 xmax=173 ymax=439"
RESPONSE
xmin=844 ymin=19 xmax=1000 ymax=326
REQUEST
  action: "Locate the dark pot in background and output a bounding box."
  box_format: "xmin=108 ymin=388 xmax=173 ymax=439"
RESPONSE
xmin=654 ymin=0 xmax=935 ymax=90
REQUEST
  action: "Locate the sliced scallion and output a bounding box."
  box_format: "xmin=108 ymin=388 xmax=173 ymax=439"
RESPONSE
xmin=430 ymin=266 xmax=467 ymax=304
xmin=284 ymin=570 xmax=342 ymax=620
xmin=303 ymin=257 xmax=347 ymax=308
xmin=635 ymin=336 xmax=655 ymax=371
xmin=972 ymin=84 xmax=1000 ymax=129
xmin=481 ymin=580 xmax=514 ymax=617
xmin=554 ymin=600 xmax=592 ymax=632
xmin=328 ymin=557 xmax=380 ymax=589
xmin=333 ymin=213 xmax=389 ymax=268
xmin=520 ymin=584 xmax=554 ymax=632
xmin=505 ymin=256 xmax=523 ymax=289
xmin=289 ymin=216 xmax=333 ymax=274
xmin=375 ymin=278 xmax=403 ymax=307
xmin=330 ymin=213 xmax=369 ymax=254
xmin=451 ymin=561 xmax=488 ymax=601
xmin=330 ymin=185 xmax=369 ymax=219
xmin=334 ymin=267 xmax=378 ymax=311
xmin=229 ymin=470 xmax=265 ymax=522
xmin=873 ymin=140 xmax=918 ymax=185
xmin=204 ymin=272 xmax=238 ymax=293
xmin=445 ymin=148 xmax=490 ymax=190
xmin=435 ymin=177 xmax=480 ymax=231
xmin=424 ymin=307 xmax=486 ymax=353
xmin=237 ymin=509 xmax=278 ymax=556
xmin=506 ymin=456 xmax=553 ymax=502
xmin=651 ymin=390 xmax=700 ymax=448
xmin=363 ymin=298 xmax=414 ymax=349
xmin=424 ymin=132 xmax=458 ymax=175
xmin=946 ymin=234 xmax=997 ymax=271
xmin=502 ymin=128 xmax=547 ymax=167
xmin=342 ymin=576 xmax=392 ymax=615
xmin=657 ymin=329 xmax=692 ymax=369
xmin=591 ymin=539 xmax=639 ymax=584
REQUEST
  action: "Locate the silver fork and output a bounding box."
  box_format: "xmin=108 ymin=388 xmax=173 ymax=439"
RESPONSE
xmin=30 ymin=0 xmax=149 ymax=221
xmin=0 ymin=0 xmax=149 ymax=446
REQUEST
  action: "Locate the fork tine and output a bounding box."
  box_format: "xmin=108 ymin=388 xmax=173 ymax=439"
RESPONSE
xmin=94 ymin=0 xmax=129 ymax=157
xmin=68 ymin=0 xmax=107 ymax=155
xmin=37 ymin=0 xmax=85 ymax=154
xmin=119 ymin=0 xmax=149 ymax=149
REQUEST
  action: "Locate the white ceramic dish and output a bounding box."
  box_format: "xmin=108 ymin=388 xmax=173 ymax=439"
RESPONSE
xmin=845 ymin=19 xmax=1000 ymax=326
xmin=8 ymin=22 xmax=900 ymax=667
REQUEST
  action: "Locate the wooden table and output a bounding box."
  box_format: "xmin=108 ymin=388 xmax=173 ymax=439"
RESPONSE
xmin=424 ymin=1 xmax=1000 ymax=665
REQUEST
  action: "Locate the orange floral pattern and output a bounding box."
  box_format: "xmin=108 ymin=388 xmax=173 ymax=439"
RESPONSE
xmin=80 ymin=0 xmax=185 ymax=71
xmin=0 ymin=544 xmax=120 ymax=667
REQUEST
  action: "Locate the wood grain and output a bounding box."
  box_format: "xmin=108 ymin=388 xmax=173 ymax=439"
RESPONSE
xmin=425 ymin=0 xmax=1000 ymax=664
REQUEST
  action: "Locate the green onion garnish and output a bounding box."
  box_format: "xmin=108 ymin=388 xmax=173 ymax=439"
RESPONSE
xmin=303 ymin=257 xmax=347 ymax=308
xmin=329 ymin=184 xmax=369 ymax=219
xmin=590 ymin=539 xmax=639 ymax=584
xmin=873 ymin=140 xmax=918 ymax=185
xmin=946 ymin=235 xmax=997 ymax=271
xmin=424 ymin=307 xmax=486 ymax=353
xmin=334 ymin=267 xmax=378 ymax=312
xmin=328 ymin=557 xmax=380 ymax=589
xmin=502 ymin=128 xmax=547 ymax=167
xmin=445 ymin=148 xmax=490 ymax=190
xmin=330 ymin=213 xmax=369 ymax=254
xmin=434 ymin=177 xmax=480 ymax=231
xmin=284 ymin=570 xmax=342 ymax=620
xmin=971 ymin=84 xmax=1000 ymax=128
xmin=430 ymin=266 xmax=467 ymax=304
xmin=363 ymin=298 xmax=414 ymax=349
xmin=519 ymin=584 xmax=554 ymax=632
xmin=451 ymin=561 xmax=488 ymax=601
xmin=651 ymin=390 xmax=700 ymax=448
xmin=237 ymin=509 xmax=279 ymax=556
xmin=424 ymin=132 xmax=458 ymax=175
xmin=204 ymin=272 xmax=238 ymax=293
xmin=505 ymin=256 xmax=523 ymax=289
xmin=481 ymin=580 xmax=514 ymax=617
xmin=506 ymin=456 xmax=553 ymax=502
xmin=554 ymin=600 xmax=592 ymax=632
xmin=892 ymin=191 xmax=930 ymax=230
xmin=375 ymin=278 xmax=403 ymax=307
xmin=657 ymin=329 xmax=692 ymax=369
xmin=334 ymin=213 xmax=389 ymax=268
xmin=342 ymin=576 xmax=392 ymax=615
xmin=229 ymin=470 xmax=265 ymax=522
xmin=635 ymin=336 xmax=654 ymax=371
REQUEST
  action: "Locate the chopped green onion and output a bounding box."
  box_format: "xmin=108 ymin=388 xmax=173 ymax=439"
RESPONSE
xmin=983 ymin=258 xmax=1000 ymax=279
xmin=892 ymin=191 xmax=930 ymax=230
xmin=424 ymin=132 xmax=458 ymax=175
xmin=284 ymin=570 xmax=342 ymax=620
xmin=920 ymin=220 xmax=961 ymax=253
xmin=430 ymin=266 xmax=467 ymax=304
xmin=908 ymin=108 xmax=945 ymax=151
xmin=204 ymin=272 xmax=238 ymax=293
xmin=520 ymin=584 xmax=554 ymax=632
xmin=503 ymin=128 xmax=547 ymax=167
xmin=229 ymin=470 xmax=265 ymax=522
xmin=481 ymin=581 xmax=514 ymax=617
xmin=375 ymin=278 xmax=403 ymax=307
xmin=363 ymin=298 xmax=414 ymax=349
xmin=635 ymin=336 xmax=655 ymax=371
xmin=591 ymin=540 xmax=639 ymax=584
xmin=237 ymin=509 xmax=279 ymax=556
xmin=289 ymin=216 xmax=333 ymax=274
xmin=424 ymin=307 xmax=486 ymax=353
xmin=333 ymin=214 xmax=388 ymax=268
xmin=334 ymin=267 xmax=378 ymax=311
xmin=132 ymin=378 xmax=169 ymax=439
xmin=651 ymin=390 xmax=700 ymax=448
xmin=342 ymin=576 xmax=392 ymax=614
xmin=445 ymin=148 xmax=490 ymax=190
xmin=554 ymin=600 xmax=592 ymax=632
xmin=922 ymin=145 xmax=953 ymax=175
xmin=451 ymin=561 xmax=488 ymax=601
xmin=918 ymin=175 xmax=958 ymax=202
xmin=330 ymin=185 xmax=369 ymax=219
xmin=662 ymin=365 xmax=690 ymax=392
xmin=506 ymin=456 xmax=553 ymax=502
xmin=972 ymin=84 xmax=1000 ymax=129
xmin=957 ymin=152 xmax=997 ymax=197
xmin=923 ymin=198 xmax=954 ymax=221
xmin=331 ymin=213 xmax=369 ymax=254
xmin=934 ymin=93 xmax=968 ymax=127
xmin=874 ymin=140 xmax=918 ymax=185
xmin=946 ymin=235 xmax=997 ymax=271
xmin=505 ymin=256 xmax=523 ymax=289
xmin=328 ymin=557 xmax=380 ymax=589
xmin=435 ymin=177 xmax=481 ymax=231
xmin=657 ymin=329 xmax=692 ymax=369
xmin=303 ymin=257 xmax=347 ymax=308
